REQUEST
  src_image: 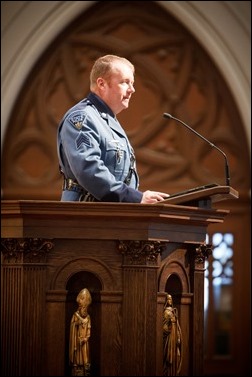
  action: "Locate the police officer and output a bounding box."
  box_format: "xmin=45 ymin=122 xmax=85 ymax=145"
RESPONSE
xmin=57 ymin=54 xmax=169 ymax=203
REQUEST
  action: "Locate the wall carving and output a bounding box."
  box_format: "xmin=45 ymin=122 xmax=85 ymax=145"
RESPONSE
xmin=1 ymin=1 xmax=249 ymax=200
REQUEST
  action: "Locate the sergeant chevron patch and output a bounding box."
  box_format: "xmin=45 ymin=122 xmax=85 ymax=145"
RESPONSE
xmin=76 ymin=132 xmax=92 ymax=148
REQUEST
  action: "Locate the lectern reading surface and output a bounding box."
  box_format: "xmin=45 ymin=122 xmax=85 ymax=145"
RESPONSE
xmin=158 ymin=184 xmax=239 ymax=206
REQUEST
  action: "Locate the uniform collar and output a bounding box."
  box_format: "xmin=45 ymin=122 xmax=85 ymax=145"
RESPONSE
xmin=87 ymin=92 xmax=115 ymax=119
xmin=87 ymin=92 xmax=128 ymax=138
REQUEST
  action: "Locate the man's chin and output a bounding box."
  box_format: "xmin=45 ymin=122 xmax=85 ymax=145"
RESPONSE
xmin=122 ymin=101 xmax=129 ymax=108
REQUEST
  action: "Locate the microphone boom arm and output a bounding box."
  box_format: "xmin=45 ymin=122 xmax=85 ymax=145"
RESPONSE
xmin=163 ymin=113 xmax=230 ymax=186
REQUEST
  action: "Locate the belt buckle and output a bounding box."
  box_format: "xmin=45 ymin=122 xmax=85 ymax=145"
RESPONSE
xmin=64 ymin=178 xmax=76 ymax=190
xmin=67 ymin=178 xmax=75 ymax=190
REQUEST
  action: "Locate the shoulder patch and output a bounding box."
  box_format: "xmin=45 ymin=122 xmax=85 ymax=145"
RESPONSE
xmin=68 ymin=112 xmax=86 ymax=130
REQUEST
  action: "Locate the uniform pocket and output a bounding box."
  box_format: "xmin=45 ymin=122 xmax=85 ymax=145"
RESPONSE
xmin=105 ymin=139 xmax=127 ymax=173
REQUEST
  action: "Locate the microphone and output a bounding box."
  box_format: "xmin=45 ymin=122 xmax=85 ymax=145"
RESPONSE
xmin=163 ymin=113 xmax=230 ymax=186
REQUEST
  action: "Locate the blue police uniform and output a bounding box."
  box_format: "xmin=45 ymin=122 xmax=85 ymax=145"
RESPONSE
xmin=57 ymin=92 xmax=143 ymax=202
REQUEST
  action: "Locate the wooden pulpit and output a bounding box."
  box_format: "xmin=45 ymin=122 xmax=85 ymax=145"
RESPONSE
xmin=1 ymin=185 xmax=238 ymax=376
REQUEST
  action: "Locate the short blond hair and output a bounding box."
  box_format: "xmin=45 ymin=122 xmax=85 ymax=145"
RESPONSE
xmin=90 ymin=54 xmax=135 ymax=89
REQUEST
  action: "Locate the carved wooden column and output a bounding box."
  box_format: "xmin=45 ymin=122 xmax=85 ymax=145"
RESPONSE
xmin=118 ymin=240 xmax=167 ymax=376
xmin=1 ymin=238 xmax=53 ymax=377
xmin=191 ymin=243 xmax=212 ymax=376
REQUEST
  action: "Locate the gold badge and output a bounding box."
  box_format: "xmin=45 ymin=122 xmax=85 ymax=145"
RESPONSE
xmin=75 ymin=121 xmax=82 ymax=130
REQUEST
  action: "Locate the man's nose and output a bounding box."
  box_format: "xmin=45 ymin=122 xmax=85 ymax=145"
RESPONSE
xmin=129 ymin=83 xmax=135 ymax=93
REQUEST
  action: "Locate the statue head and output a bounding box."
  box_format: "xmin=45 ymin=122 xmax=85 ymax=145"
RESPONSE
xmin=166 ymin=293 xmax=173 ymax=306
xmin=76 ymin=288 xmax=92 ymax=308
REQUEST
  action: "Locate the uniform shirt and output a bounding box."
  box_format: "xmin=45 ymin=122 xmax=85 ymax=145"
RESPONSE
xmin=57 ymin=92 xmax=143 ymax=202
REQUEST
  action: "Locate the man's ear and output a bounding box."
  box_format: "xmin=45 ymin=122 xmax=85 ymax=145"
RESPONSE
xmin=97 ymin=77 xmax=106 ymax=89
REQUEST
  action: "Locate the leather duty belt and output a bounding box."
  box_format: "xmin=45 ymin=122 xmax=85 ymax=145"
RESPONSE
xmin=63 ymin=178 xmax=98 ymax=202
xmin=63 ymin=178 xmax=86 ymax=194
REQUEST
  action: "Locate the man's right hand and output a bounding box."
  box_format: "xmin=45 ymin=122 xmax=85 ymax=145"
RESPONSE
xmin=141 ymin=190 xmax=169 ymax=204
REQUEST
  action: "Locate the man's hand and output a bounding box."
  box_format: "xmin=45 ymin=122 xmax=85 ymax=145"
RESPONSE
xmin=141 ymin=190 xmax=169 ymax=204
